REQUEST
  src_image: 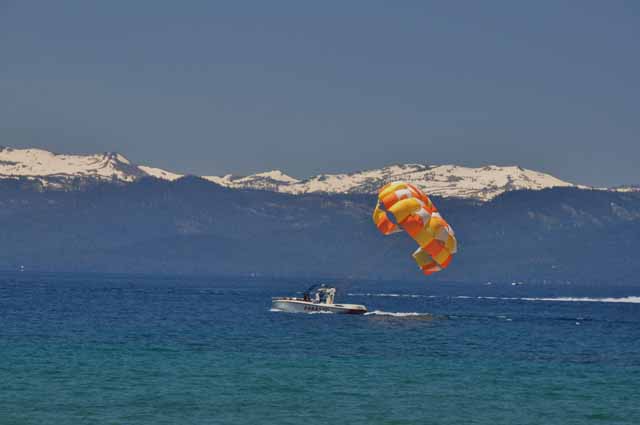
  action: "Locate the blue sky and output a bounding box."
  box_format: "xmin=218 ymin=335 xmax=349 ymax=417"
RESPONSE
xmin=1 ymin=1 xmax=638 ymax=186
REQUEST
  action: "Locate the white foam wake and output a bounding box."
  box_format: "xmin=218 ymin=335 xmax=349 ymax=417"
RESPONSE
xmin=364 ymin=310 xmax=433 ymax=318
xmin=521 ymin=296 xmax=640 ymax=304
xmin=348 ymin=293 xmax=640 ymax=304
xmin=459 ymin=296 xmax=640 ymax=304
xmin=348 ymin=293 xmax=428 ymax=298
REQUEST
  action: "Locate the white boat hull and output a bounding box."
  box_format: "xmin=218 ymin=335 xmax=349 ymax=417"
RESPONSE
xmin=272 ymin=298 xmax=367 ymax=315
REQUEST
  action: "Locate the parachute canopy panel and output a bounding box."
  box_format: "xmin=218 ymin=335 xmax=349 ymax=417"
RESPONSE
xmin=372 ymin=182 xmax=457 ymax=276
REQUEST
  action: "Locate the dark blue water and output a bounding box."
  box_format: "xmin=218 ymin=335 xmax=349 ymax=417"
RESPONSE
xmin=1 ymin=273 xmax=639 ymax=424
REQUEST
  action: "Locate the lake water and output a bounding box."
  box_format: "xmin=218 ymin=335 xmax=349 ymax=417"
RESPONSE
xmin=1 ymin=273 xmax=639 ymax=424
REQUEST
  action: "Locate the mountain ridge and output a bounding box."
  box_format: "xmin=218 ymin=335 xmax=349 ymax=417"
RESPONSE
xmin=1 ymin=146 xmax=579 ymax=200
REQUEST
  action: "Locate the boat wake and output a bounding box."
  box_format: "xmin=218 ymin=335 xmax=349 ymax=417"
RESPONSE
xmin=349 ymin=293 xmax=640 ymax=304
xmin=460 ymin=296 xmax=640 ymax=304
xmin=364 ymin=310 xmax=435 ymax=319
xmin=348 ymin=293 xmax=429 ymax=298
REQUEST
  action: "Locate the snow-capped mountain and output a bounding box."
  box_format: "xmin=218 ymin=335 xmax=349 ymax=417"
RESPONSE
xmin=0 ymin=146 xmax=577 ymax=200
xmin=612 ymin=185 xmax=640 ymax=193
xmin=203 ymin=164 xmax=576 ymax=201
xmin=0 ymin=146 xmax=181 ymax=187
xmin=204 ymin=170 xmax=299 ymax=192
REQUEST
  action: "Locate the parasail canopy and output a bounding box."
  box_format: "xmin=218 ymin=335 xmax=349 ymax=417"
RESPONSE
xmin=372 ymin=181 xmax=457 ymax=275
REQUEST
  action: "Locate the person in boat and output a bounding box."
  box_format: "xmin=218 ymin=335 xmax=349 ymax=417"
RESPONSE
xmin=303 ymin=293 xmax=310 ymax=302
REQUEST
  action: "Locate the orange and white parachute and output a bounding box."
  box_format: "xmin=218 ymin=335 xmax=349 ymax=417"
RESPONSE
xmin=373 ymin=181 xmax=457 ymax=275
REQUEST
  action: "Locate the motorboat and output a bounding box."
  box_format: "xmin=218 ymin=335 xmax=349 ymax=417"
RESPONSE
xmin=272 ymin=284 xmax=367 ymax=315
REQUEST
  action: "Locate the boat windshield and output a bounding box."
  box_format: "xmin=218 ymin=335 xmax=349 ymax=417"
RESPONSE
xmin=303 ymin=284 xmax=336 ymax=304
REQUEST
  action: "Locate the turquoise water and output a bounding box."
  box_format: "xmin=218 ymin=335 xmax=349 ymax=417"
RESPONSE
xmin=1 ymin=273 xmax=639 ymax=424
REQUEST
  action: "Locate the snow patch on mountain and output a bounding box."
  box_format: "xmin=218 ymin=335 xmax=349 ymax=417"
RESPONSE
xmin=612 ymin=185 xmax=640 ymax=193
xmin=203 ymin=170 xmax=299 ymax=191
xmin=0 ymin=146 xmax=580 ymax=200
xmin=0 ymin=146 xmax=182 ymax=187
xmin=203 ymin=164 xmax=576 ymax=201
xmin=138 ymin=165 xmax=183 ymax=181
